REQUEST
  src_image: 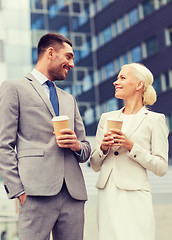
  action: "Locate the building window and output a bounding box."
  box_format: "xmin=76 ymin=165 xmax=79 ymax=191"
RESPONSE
xmin=80 ymin=42 xmax=90 ymax=59
xmin=104 ymin=61 xmax=115 ymax=80
xmin=123 ymin=53 xmax=129 ymax=65
xmin=98 ymin=68 xmax=104 ymax=83
xmin=32 ymin=48 xmax=37 ymax=65
xmin=35 ymin=0 xmax=44 ymax=9
xmin=79 ymin=10 xmax=88 ymax=27
xmin=84 ymin=108 xmax=95 ymax=125
xmin=57 ymin=0 xmax=69 ymax=11
xmin=59 ymin=25 xmax=68 ymax=37
xmin=166 ymin=26 xmax=172 ymax=45
xmin=117 ymin=56 xmax=122 ymax=71
xmin=169 ymin=26 xmax=172 ymax=43
xmin=160 ymin=70 xmax=172 ymax=92
xmin=101 ymin=0 xmax=110 ymax=9
xmin=120 ymin=16 xmax=126 ymax=33
xmin=153 ymin=76 xmax=162 ymax=94
xmin=114 ymin=21 xmax=119 ymax=36
xmin=145 ymin=36 xmax=158 ymax=56
xmin=83 ymin=74 xmax=93 ymax=92
xmin=131 ymin=45 xmax=142 ymax=62
xmin=107 ymin=98 xmax=118 ymax=111
xmin=74 ymin=35 xmax=83 ymax=48
xmin=76 ymin=84 xmax=82 ymax=96
xmin=128 ymin=8 xmax=139 ymax=27
xmin=96 ymin=34 xmax=101 ymax=48
xmin=76 ymin=70 xmax=85 ymax=81
xmin=49 ymin=4 xmax=57 ymax=19
xmin=95 ymin=105 xmax=101 ymax=121
xmin=167 ymin=114 xmax=172 ymax=133
xmin=164 ymin=71 xmax=170 ymax=90
xmin=158 ymin=0 xmax=164 ymax=7
xmin=64 ymin=87 xmax=72 ymax=94
xmin=142 ymin=0 xmax=154 ymax=17
xmin=102 ymin=26 xmax=113 ymax=45
xmin=74 ymin=50 xmax=80 ymax=63
xmin=93 ymin=1 xmax=98 ymax=14
xmin=72 ymin=2 xmax=81 ymax=13
xmin=31 ymin=14 xmax=45 ymax=30
xmin=100 ymin=103 xmax=106 ymax=114
xmin=73 ymin=17 xmax=79 ymax=31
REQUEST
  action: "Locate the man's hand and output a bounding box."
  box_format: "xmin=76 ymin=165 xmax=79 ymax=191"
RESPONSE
xmin=18 ymin=192 xmax=27 ymax=206
xmin=56 ymin=129 xmax=81 ymax=153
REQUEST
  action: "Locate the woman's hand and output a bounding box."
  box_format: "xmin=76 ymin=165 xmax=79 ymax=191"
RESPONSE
xmin=100 ymin=132 xmax=115 ymax=154
xmin=109 ymin=129 xmax=134 ymax=152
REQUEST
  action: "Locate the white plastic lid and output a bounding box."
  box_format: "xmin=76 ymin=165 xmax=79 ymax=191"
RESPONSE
xmin=52 ymin=115 xmax=69 ymax=121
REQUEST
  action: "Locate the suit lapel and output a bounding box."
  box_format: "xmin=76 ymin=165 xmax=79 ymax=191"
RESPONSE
xmin=112 ymin=107 xmax=148 ymax=150
xmin=124 ymin=106 xmax=149 ymax=138
xmin=26 ymin=73 xmax=55 ymax=117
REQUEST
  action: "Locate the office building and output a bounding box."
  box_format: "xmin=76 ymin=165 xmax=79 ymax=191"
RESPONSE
xmin=30 ymin=0 xmax=172 ymax=160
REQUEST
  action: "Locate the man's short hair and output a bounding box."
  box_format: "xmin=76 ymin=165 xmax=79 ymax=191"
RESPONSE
xmin=37 ymin=33 xmax=72 ymax=60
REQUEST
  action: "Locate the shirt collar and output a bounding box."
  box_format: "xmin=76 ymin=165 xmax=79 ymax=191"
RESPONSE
xmin=31 ymin=68 xmax=48 ymax=85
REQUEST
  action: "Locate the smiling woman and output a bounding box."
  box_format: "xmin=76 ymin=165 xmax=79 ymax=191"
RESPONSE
xmin=113 ymin=63 xmax=157 ymax=114
xmin=90 ymin=63 xmax=169 ymax=240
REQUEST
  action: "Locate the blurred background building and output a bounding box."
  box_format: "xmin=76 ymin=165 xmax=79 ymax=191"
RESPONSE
xmin=0 ymin=0 xmax=172 ymax=238
xmin=29 ymin=0 xmax=172 ymax=159
xmin=0 ymin=0 xmax=171 ymax=157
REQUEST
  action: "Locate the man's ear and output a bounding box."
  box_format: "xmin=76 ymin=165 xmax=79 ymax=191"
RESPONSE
xmin=47 ymin=47 xmax=54 ymax=58
xmin=136 ymin=81 xmax=144 ymax=91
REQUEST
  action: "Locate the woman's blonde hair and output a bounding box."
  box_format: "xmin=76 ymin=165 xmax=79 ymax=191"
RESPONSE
xmin=122 ymin=63 xmax=157 ymax=105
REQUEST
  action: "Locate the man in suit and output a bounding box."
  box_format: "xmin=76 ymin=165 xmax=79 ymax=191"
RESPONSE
xmin=0 ymin=33 xmax=91 ymax=240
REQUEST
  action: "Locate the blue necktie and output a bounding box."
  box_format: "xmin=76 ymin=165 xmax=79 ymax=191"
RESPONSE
xmin=46 ymin=80 xmax=59 ymax=116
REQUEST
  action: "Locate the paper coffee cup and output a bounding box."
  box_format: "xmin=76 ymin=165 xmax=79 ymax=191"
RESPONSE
xmin=107 ymin=119 xmax=123 ymax=132
xmin=52 ymin=116 xmax=69 ymax=137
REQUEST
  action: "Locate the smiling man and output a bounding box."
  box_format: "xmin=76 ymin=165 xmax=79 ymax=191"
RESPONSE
xmin=0 ymin=33 xmax=91 ymax=240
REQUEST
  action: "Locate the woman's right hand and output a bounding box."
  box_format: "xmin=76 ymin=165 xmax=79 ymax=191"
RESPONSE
xmin=100 ymin=132 xmax=115 ymax=154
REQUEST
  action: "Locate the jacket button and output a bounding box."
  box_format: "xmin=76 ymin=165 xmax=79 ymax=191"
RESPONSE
xmin=114 ymin=151 xmax=119 ymax=156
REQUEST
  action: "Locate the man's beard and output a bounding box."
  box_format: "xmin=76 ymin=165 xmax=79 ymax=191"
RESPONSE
xmin=48 ymin=67 xmax=66 ymax=81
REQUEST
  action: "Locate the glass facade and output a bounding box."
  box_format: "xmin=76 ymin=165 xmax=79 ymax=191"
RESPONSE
xmin=145 ymin=36 xmax=158 ymax=56
xmin=28 ymin=0 xmax=172 ymax=150
xmin=128 ymin=8 xmax=139 ymax=27
xmin=153 ymin=76 xmax=162 ymax=94
xmin=142 ymin=0 xmax=154 ymax=17
xmin=169 ymin=26 xmax=172 ymax=43
xmin=131 ymin=45 xmax=142 ymax=62
xmin=30 ymin=0 xmax=95 ymax=126
xmin=104 ymin=61 xmax=115 ymax=79
xmin=102 ymin=26 xmax=113 ymax=45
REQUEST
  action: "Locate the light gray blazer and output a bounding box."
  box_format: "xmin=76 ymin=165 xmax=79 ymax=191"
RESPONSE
xmin=0 ymin=73 xmax=91 ymax=200
xmin=90 ymin=107 xmax=169 ymax=191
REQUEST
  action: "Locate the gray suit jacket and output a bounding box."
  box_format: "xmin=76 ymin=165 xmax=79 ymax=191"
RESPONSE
xmin=0 ymin=73 xmax=91 ymax=200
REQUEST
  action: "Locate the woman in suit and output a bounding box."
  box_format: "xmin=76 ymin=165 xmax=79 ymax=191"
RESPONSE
xmin=90 ymin=63 xmax=169 ymax=240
